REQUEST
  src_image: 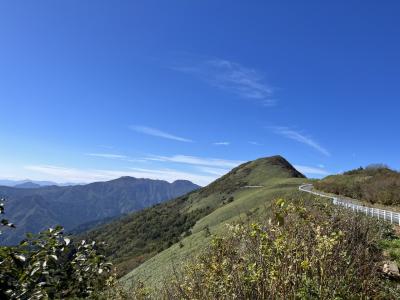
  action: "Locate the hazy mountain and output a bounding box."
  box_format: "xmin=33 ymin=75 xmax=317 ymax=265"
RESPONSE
xmin=0 ymin=179 xmax=64 ymax=187
xmin=83 ymin=155 xmax=306 ymax=277
xmin=0 ymin=177 xmax=200 ymax=245
xmin=13 ymin=182 xmax=42 ymax=189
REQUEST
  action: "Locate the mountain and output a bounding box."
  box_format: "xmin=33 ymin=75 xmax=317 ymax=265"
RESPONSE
xmin=13 ymin=182 xmax=42 ymax=189
xmin=0 ymin=177 xmax=200 ymax=245
xmin=83 ymin=155 xmax=306 ymax=278
xmin=0 ymin=179 xmax=62 ymax=187
xmin=314 ymin=165 xmax=400 ymax=206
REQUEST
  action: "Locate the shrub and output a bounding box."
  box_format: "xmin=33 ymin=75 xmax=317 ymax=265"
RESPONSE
xmin=315 ymin=168 xmax=400 ymax=206
xmin=163 ymin=197 xmax=396 ymax=299
xmin=0 ymin=198 xmax=113 ymax=299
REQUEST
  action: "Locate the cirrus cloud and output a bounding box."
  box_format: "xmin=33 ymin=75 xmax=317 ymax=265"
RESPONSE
xmin=269 ymin=126 xmax=330 ymax=157
xmin=173 ymin=58 xmax=276 ymax=106
xmin=130 ymin=125 xmax=193 ymax=143
xmin=145 ymin=154 xmax=244 ymax=169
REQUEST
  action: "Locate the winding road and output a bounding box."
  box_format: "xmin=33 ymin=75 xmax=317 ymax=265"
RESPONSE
xmin=299 ymin=184 xmax=400 ymax=225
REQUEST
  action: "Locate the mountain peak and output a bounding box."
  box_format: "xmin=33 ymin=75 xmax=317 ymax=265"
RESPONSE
xmin=14 ymin=181 xmax=42 ymax=189
xmin=197 ymin=155 xmax=304 ymax=197
xmin=232 ymin=155 xmax=305 ymax=180
xmin=115 ymin=176 xmax=138 ymax=181
xmin=250 ymin=155 xmax=305 ymax=178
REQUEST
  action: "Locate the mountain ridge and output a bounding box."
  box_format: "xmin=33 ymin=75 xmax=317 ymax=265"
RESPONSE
xmin=13 ymin=182 xmax=42 ymax=189
xmin=0 ymin=176 xmax=200 ymax=245
xmin=0 ymin=179 xmax=71 ymax=187
xmin=83 ymin=155 xmax=307 ymax=278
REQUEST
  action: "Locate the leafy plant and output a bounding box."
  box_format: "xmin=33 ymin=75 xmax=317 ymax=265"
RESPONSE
xmin=0 ymin=199 xmax=113 ymax=299
xmin=162 ymin=197 xmax=398 ymax=299
xmin=0 ymin=198 xmax=15 ymax=235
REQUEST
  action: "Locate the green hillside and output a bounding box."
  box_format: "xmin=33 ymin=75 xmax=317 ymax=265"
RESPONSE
xmin=315 ymin=165 xmax=400 ymax=206
xmin=84 ymin=155 xmax=307 ymax=283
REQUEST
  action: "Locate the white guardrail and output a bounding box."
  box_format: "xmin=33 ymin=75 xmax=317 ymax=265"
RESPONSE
xmin=299 ymin=184 xmax=400 ymax=225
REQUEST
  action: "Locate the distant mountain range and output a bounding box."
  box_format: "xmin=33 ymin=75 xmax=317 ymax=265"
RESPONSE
xmin=0 ymin=179 xmax=76 ymax=188
xmin=0 ymin=177 xmax=200 ymax=245
xmin=13 ymin=182 xmax=43 ymax=189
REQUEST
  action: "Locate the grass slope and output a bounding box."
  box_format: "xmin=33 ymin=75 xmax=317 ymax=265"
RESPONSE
xmin=315 ymin=166 xmax=400 ymax=206
xmin=116 ymin=156 xmax=307 ymax=287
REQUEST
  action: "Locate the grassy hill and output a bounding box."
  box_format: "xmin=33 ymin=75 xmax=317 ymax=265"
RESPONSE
xmin=83 ymin=155 xmax=307 ymax=282
xmin=314 ymin=165 xmax=400 ymax=206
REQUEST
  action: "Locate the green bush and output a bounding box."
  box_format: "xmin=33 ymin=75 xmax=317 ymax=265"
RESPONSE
xmin=0 ymin=198 xmax=113 ymax=299
xmin=162 ymin=198 xmax=397 ymax=299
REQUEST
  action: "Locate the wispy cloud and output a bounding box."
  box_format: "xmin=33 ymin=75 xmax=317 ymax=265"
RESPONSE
xmin=213 ymin=141 xmax=230 ymax=146
xmin=24 ymin=165 xmax=215 ymax=186
xmin=248 ymin=141 xmax=262 ymax=146
xmin=130 ymin=126 xmax=193 ymax=143
xmin=146 ymin=154 xmax=243 ymax=169
xmin=294 ymin=165 xmax=330 ymax=176
xmin=174 ymin=58 xmax=276 ymax=106
xmin=86 ymin=153 xmax=128 ymax=160
xmin=86 ymin=153 xmax=146 ymax=163
xmin=128 ymin=167 xmax=215 ymax=186
xmin=270 ymin=127 xmax=330 ymax=156
xmin=86 ymin=152 xmax=242 ymax=171
xmin=196 ymin=166 xmax=230 ymax=176
xmin=24 ymin=165 xmax=109 ymax=183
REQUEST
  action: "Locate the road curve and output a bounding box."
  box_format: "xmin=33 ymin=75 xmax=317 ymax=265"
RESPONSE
xmin=299 ymin=184 xmax=400 ymax=225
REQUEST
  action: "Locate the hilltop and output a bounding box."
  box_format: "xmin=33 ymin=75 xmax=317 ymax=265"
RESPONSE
xmin=13 ymin=182 xmax=42 ymax=189
xmin=314 ymin=165 xmax=400 ymax=206
xmin=84 ymin=155 xmax=307 ymax=279
xmin=0 ymin=177 xmax=199 ymax=245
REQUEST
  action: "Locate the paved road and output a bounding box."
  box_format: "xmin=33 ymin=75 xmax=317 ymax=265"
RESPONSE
xmin=299 ymin=184 xmax=400 ymax=225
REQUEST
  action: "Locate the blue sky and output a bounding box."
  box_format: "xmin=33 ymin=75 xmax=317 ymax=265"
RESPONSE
xmin=1 ymin=1 xmax=399 ymax=185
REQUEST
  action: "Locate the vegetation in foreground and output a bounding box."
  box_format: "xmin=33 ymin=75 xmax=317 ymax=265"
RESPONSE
xmin=2 ymin=190 xmax=400 ymax=299
xmin=0 ymin=199 xmax=114 ymax=299
xmin=315 ymin=164 xmax=400 ymax=206
xmin=108 ymin=196 xmax=400 ymax=299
